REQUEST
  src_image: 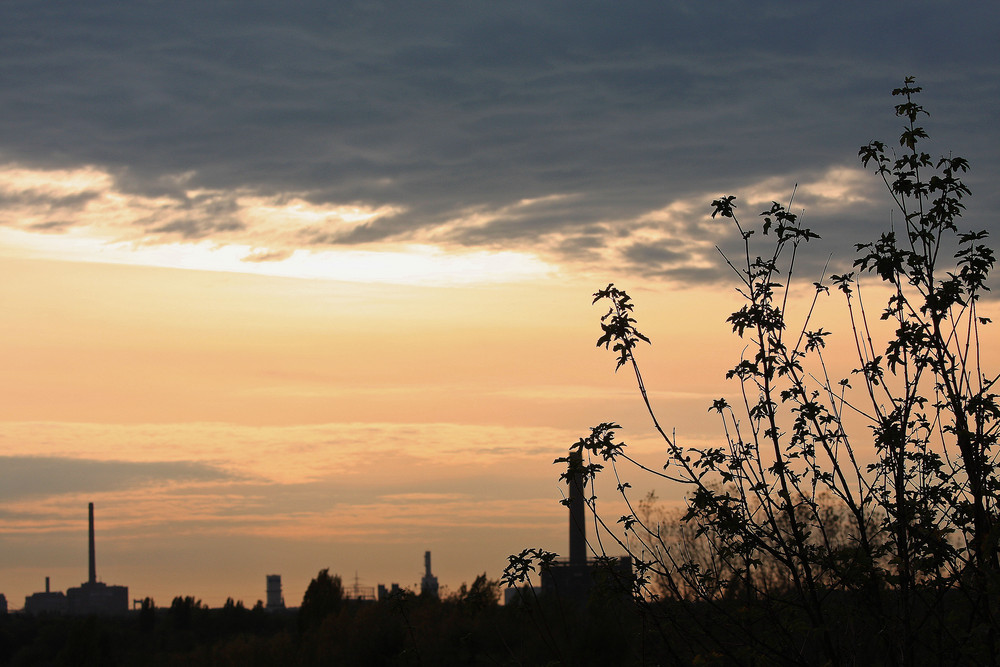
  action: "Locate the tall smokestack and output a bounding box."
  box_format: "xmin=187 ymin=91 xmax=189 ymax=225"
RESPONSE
xmin=568 ymin=451 xmax=586 ymax=566
xmin=424 ymin=551 xmax=431 ymax=577
xmin=88 ymin=502 xmax=96 ymax=585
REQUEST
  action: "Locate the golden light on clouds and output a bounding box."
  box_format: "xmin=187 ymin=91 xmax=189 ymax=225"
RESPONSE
xmin=0 ymin=159 xmax=887 ymax=289
xmin=0 ymin=228 xmax=552 ymax=286
xmin=737 ymin=165 xmax=880 ymax=212
xmin=0 ymin=162 xmax=553 ymax=286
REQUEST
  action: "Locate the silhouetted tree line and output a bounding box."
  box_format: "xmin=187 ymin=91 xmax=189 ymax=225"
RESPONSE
xmin=0 ymin=570 xmax=661 ymax=666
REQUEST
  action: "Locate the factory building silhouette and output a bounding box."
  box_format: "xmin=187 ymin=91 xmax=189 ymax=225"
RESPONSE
xmin=377 ymin=551 xmax=440 ymax=601
xmin=22 ymin=577 xmax=65 ymax=615
xmin=539 ymin=451 xmax=632 ymax=601
xmin=23 ymin=503 xmax=128 ymax=615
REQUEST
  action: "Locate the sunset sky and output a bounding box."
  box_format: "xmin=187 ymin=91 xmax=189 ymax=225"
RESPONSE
xmin=1 ymin=1 xmax=998 ymax=608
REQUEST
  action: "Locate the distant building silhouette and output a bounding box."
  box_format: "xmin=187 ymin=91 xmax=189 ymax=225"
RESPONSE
xmin=25 ymin=504 xmax=128 ymax=615
xmin=266 ymin=574 xmax=285 ymax=610
xmin=24 ymin=577 xmax=67 ymax=615
xmin=420 ymin=551 xmax=439 ymax=599
xmin=541 ymin=451 xmax=632 ymax=602
xmin=0 ymin=593 xmax=6 ymax=614
xmin=377 ymin=583 xmax=403 ymax=601
xmin=344 ymin=572 xmax=376 ymax=601
xmin=65 ymin=503 xmax=128 ymax=615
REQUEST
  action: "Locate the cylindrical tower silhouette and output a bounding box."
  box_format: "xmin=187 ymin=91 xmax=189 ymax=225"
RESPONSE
xmin=568 ymin=451 xmax=586 ymax=566
xmin=88 ymin=502 xmax=96 ymax=584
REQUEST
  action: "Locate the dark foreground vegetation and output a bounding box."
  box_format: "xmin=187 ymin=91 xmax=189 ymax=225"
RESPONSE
xmin=508 ymin=78 xmax=1000 ymax=666
xmin=1 ymin=584 xmax=995 ymax=666
xmin=0 ymin=579 xmax=657 ymax=667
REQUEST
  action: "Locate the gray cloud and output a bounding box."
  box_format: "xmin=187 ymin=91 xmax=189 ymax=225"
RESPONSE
xmin=0 ymin=190 xmax=102 ymax=212
xmin=242 ymin=249 xmax=294 ymax=263
xmin=0 ymin=0 xmax=997 ymax=284
xmin=28 ymin=220 xmax=75 ymax=233
xmin=622 ymin=243 xmax=688 ymax=267
xmin=0 ymin=456 xmax=237 ymax=502
xmin=151 ymin=216 xmax=245 ymax=239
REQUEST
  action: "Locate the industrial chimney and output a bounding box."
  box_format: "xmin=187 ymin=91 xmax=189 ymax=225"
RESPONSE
xmin=61 ymin=502 xmax=129 ymax=614
xmin=568 ymin=451 xmax=586 ymax=566
xmin=537 ymin=451 xmax=633 ymax=602
xmin=88 ymin=502 xmax=97 ymax=584
xmin=420 ymin=551 xmax=439 ymax=599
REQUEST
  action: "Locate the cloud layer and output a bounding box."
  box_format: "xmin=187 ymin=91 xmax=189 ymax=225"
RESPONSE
xmin=0 ymin=456 xmax=235 ymax=503
xmin=1 ymin=1 xmax=997 ymax=283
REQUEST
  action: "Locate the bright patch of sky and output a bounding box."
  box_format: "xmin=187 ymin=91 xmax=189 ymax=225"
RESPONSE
xmin=0 ymin=163 xmax=552 ymax=285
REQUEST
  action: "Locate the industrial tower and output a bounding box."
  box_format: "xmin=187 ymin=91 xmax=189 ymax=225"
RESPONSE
xmin=420 ymin=551 xmax=439 ymax=599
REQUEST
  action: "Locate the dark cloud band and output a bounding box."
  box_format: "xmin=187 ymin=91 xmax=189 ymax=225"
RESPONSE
xmin=0 ymin=456 xmax=236 ymax=502
xmin=0 ymin=1 xmax=996 ymax=283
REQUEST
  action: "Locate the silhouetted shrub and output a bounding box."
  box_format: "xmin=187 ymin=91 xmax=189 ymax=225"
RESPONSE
xmin=297 ymin=568 xmax=343 ymax=633
xmin=509 ymin=78 xmax=1000 ymax=665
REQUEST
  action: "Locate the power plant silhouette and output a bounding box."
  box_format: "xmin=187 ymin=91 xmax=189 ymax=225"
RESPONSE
xmin=538 ymin=450 xmax=633 ymax=601
xmin=24 ymin=503 xmax=128 ymax=615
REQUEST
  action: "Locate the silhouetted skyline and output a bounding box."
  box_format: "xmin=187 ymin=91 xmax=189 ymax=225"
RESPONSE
xmin=16 ymin=503 xmax=450 ymax=613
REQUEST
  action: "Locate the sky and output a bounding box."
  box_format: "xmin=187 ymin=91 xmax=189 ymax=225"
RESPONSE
xmin=1 ymin=1 xmax=998 ymax=608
